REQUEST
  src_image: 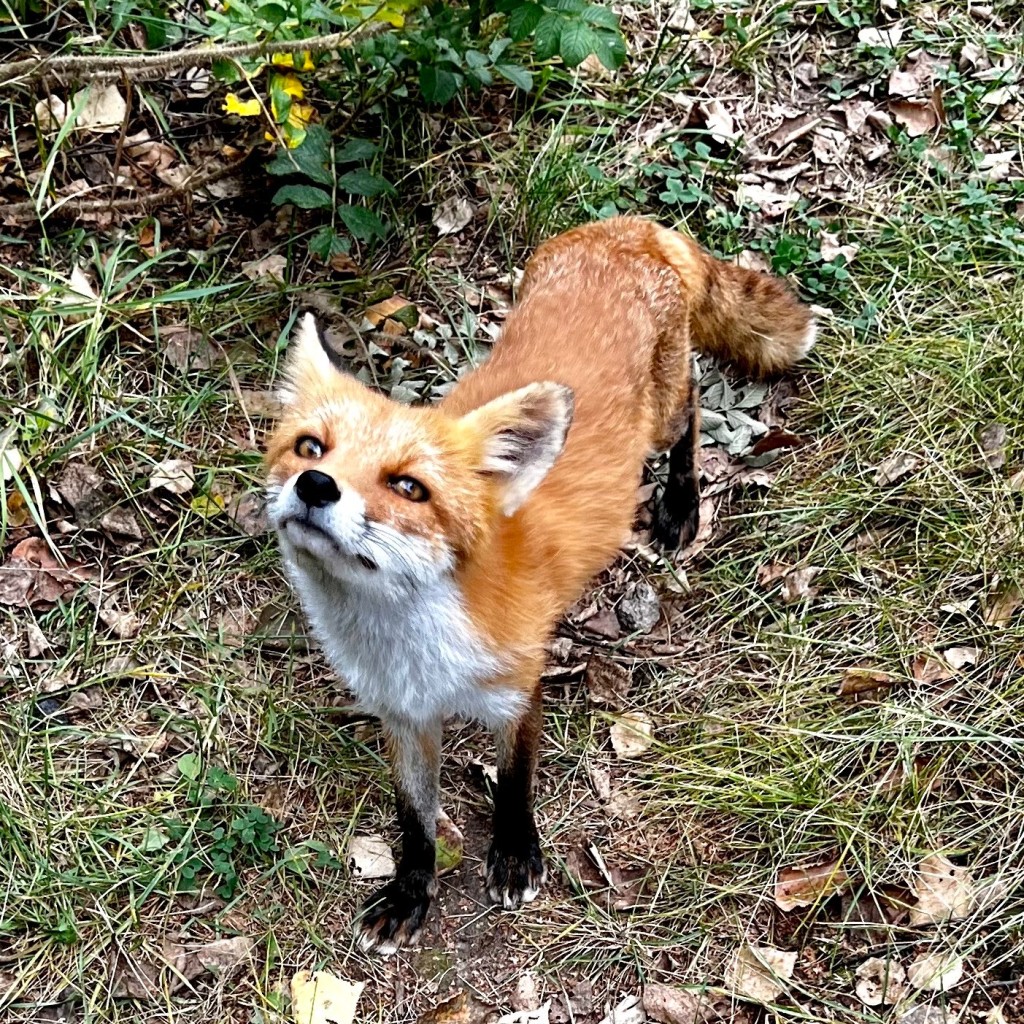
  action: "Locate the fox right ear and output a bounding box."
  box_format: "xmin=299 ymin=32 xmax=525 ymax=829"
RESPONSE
xmin=463 ymin=381 xmax=575 ymax=516
xmin=277 ymin=312 xmax=337 ymax=406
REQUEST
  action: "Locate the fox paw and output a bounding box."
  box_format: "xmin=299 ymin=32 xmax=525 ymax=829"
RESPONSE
xmin=355 ymin=873 xmax=435 ymax=954
xmin=486 ymin=839 xmax=547 ymax=910
xmin=652 ymin=484 xmax=700 ymax=551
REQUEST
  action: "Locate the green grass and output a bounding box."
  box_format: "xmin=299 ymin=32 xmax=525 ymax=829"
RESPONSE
xmin=3 ymin=0 xmax=1024 ymax=1021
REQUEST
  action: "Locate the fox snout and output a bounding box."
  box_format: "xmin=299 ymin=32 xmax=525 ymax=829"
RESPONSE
xmin=295 ymin=469 xmax=341 ymax=508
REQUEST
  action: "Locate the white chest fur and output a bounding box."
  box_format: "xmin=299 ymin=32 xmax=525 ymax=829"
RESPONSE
xmin=285 ymin=556 xmax=524 ymax=729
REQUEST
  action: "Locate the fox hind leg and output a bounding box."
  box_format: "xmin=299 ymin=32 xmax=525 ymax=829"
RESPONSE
xmin=652 ymin=382 xmax=701 ymax=550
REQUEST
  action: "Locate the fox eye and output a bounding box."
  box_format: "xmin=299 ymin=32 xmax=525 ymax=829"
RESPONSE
xmin=388 ymin=475 xmax=429 ymax=503
xmin=294 ymin=435 xmax=324 ymax=459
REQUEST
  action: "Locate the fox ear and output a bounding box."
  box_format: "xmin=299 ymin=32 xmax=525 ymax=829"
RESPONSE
xmin=277 ymin=312 xmax=338 ymax=405
xmin=464 ymin=382 xmax=575 ymax=516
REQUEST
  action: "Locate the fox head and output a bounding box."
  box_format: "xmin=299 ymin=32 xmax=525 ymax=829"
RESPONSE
xmin=264 ymin=314 xmax=574 ymax=595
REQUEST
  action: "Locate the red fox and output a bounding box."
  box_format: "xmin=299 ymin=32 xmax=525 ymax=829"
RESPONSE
xmin=264 ymin=216 xmax=814 ymax=952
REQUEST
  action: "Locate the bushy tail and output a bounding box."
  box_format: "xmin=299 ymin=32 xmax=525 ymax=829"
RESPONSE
xmin=655 ymin=226 xmax=816 ymax=377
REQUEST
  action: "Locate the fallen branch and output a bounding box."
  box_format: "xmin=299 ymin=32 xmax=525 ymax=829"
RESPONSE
xmin=0 ymin=28 xmax=377 ymax=86
xmin=0 ymin=159 xmax=247 ymax=224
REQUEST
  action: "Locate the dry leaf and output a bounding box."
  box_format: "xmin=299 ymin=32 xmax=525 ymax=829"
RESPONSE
xmin=983 ymin=582 xmax=1023 ymax=626
xmin=363 ymin=296 xmax=419 ymax=329
xmin=150 ymin=458 xmax=195 ymax=495
xmin=35 ymin=96 xmax=67 ymax=131
xmin=498 ymin=1003 xmax=551 ymax=1024
xmin=911 ymin=654 xmax=954 ymax=684
xmin=642 ymin=984 xmax=714 ymax=1024
xmin=837 ymin=99 xmax=877 ymax=134
xmin=347 ymin=834 xmax=395 ymax=879
xmin=907 ymin=951 xmax=964 ymax=992
xmin=839 ymin=668 xmax=896 ymax=696
xmin=163 ymin=324 xmax=220 ymax=370
xmin=290 ymin=970 xmax=364 ymax=1024
xmin=596 ymin=994 xmax=644 ymax=1024
xmin=724 ymin=944 xmax=797 ymax=1005
xmin=100 ymin=506 xmax=143 ymax=540
xmin=433 ymin=197 xmax=474 ymax=236
xmin=242 ymin=254 xmax=288 ymax=284
xmin=109 ymin=935 xmax=253 ymax=1000
xmin=74 ymin=84 xmax=127 ymax=133
xmin=585 ymin=655 xmax=632 ymax=708
xmin=582 ymin=607 xmax=622 ymax=639
xmin=855 ymin=957 xmax=907 ymax=1006
xmin=910 ymin=853 xmax=974 ymax=925
xmin=57 ymin=461 xmax=108 ymax=522
xmin=890 ymin=87 xmax=946 ymax=137
xmin=780 ymin=567 xmax=819 ymax=604
xmin=874 ymin=452 xmax=922 ymax=486
xmin=228 ymin=491 xmax=268 ymax=537
xmin=0 ymin=538 xmax=95 ymax=608
xmin=774 ymin=858 xmax=850 ymax=910
xmin=858 ymin=26 xmax=904 ymax=46
xmin=943 ymin=646 xmax=980 ymax=669
xmin=419 ymin=990 xmax=472 ymax=1024
xmin=609 ymin=712 xmax=654 ymax=758
xmin=700 ymin=100 xmax=739 ymax=143
xmin=820 ymin=231 xmax=859 ymax=264
xmin=735 ymin=182 xmax=800 ymax=217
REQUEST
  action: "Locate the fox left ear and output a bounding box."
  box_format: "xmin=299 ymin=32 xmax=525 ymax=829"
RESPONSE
xmin=464 ymin=382 xmax=575 ymax=516
xmin=277 ymin=312 xmax=338 ymax=406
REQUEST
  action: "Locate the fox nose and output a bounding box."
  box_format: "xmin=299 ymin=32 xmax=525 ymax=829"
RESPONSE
xmin=295 ymin=470 xmax=341 ymax=508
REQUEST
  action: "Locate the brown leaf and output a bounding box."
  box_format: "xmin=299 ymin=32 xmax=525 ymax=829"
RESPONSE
xmin=582 ymin=607 xmax=622 ymax=639
xmin=109 ymin=935 xmax=254 ymax=1000
xmin=839 ymin=668 xmax=897 ymax=696
xmin=163 ymin=324 xmax=221 ymax=370
xmin=874 ymin=452 xmax=922 ymax=486
xmin=585 ymin=655 xmax=632 ymax=708
xmin=642 ymin=984 xmax=717 ymax=1024
xmin=724 ymin=945 xmax=797 ymax=1005
xmin=609 ymin=712 xmax=654 ymax=758
xmin=363 ymin=296 xmax=419 ymax=329
xmin=0 ymin=538 xmax=95 ymax=608
xmin=978 ymin=421 xmax=1007 ymax=470
xmin=432 ymin=197 xmax=474 ymax=236
xmin=242 ymin=254 xmax=288 ymax=283
xmin=983 ymin=582 xmax=1023 ymax=626
xmin=417 ymin=991 xmax=471 ymax=1024
xmin=57 ymin=461 xmax=109 ymax=523
xmin=910 ymin=853 xmax=974 ymax=925
xmin=780 ymin=566 xmax=819 ymax=604
xmin=237 ymin=389 xmax=283 ymax=419
xmin=855 ymin=957 xmax=907 ymax=1006
xmin=99 ymin=506 xmax=143 ymax=540
xmin=911 ymin=654 xmax=954 ymax=684
xmin=889 ymin=86 xmax=946 ymax=137
xmin=774 ymin=858 xmax=850 ymax=910
xmin=228 ymin=491 xmax=268 ymax=537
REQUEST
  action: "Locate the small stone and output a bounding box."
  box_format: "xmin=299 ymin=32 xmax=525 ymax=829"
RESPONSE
xmin=978 ymin=421 xmax=1007 ymax=470
xmin=617 ymin=582 xmax=661 ymax=634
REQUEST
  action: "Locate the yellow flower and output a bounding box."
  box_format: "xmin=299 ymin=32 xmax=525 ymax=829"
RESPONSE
xmin=223 ymin=93 xmax=261 ymax=116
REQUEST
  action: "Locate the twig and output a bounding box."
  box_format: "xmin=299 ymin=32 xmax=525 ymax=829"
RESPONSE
xmin=0 ymin=159 xmax=246 ymax=223
xmin=0 ymin=28 xmax=377 ymax=86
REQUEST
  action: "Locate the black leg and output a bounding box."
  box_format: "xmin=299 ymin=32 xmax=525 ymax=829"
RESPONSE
xmin=356 ymin=720 xmax=440 ymax=952
xmin=486 ymin=685 xmax=547 ymax=909
xmin=652 ymin=388 xmax=701 ymax=550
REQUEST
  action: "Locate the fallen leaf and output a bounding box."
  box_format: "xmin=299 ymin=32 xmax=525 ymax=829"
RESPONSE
xmin=433 ymin=196 xmax=474 ymax=236
xmin=418 ymin=990 xmax=472 ymax=1024
xmin=874 ymin=452 xmax=922 ymax=486
xmin=735 ymin=182 xmax=800 ymax=217
xmin=780 ymin=567 xmax=819 ymax=604
xmin=911 ymin=654 xmax=955 ymax=684
xmin=890 ymin=87 xmax=946 ymax=137
xmin=347 ymin=834 xmax=395 ymax=880
xmin=899 ymin=1007 xmax=957 ymax=1024
xmin=57 ymin=461 xmax=109 ymax=523
xmin=774 ymin=858 xmax=850 ymax=910
xmin=888 ymin=52 xmax=943 ymax=98
xmin=977 ymin=421 xmax=1007 ymax=469
xmin=109 ymin=935 xmax=253 ymax=1000
xmin=242 ymin=254 xmax=288 ymax=284
xmin=943 ymin=646 xmax=980 ymax=669
xmin=582 ymin=607 xmax=622 ymax=639
xmin=642 ymin=984 xmax=715 ymax=1024
xmin=907 ymin=951 xmax=964 ymax=992
xmin=837 ymin=98 xmax=877 ymax=134
xmin=512 ymin=973 xmax=542 ymax=1012
xmin=35 ymin=95 xmax=68 ymax=131
xmin=976 ymin=150 xmax=1015 ymax=182
xmin=227 ymin=491 xmax=268 ymax=536
xmin=100 ymin=506 xmax=143 ymax=540
xmin=238 ymin=389 xmax=283 ymax=419
xmin=609 ymin=712 xmax=654 ymax=758
xmin=74 ymin=84 xmax=127 ymax=133
xmin=498 ymin=1002 xmax=551 ymax=1024
xmin=820 ymin=230 xmax=859 ymax=264
xmin=585 ymin=655 xmax=632 ymax=708
xmin=163 ymin=324 xmax=220 ymax=370
xmin=435 ymin=809 xmax=464 ymax=875
xmin=150 ymin=459 xmax=194 ymax=495
xmin=290 ymin=970 xmax=364 ymax=1024
xmin=910 ymin=853 xmax=974 ymax=925
xmin=596 ymin=994 xmax=644 ymax=1024
xmin=839 ymin=668 xmax=897 ymax=696
xmin=983 ymin=582 xmax=1023 ymax=626
xmin=700 ymin=100 xmax=739 ymax=143
xmin=724 ymin=944 xmax=797 ymax=1005
xmin=0 ymin=538 xmax=95 ymax=608
xmin=855 ymin=957 xmax=907 ymax=1006
xmin=363 ymin=296 xmax=419 ymax=329
xmin=858 ymin=25 xmax=904 ymax=46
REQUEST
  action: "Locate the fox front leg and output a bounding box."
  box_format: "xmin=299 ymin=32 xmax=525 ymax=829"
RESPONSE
xmin=486 ymin=683 xmax=547 ymax=908
xmin=356 ymin=719 xmax=441 ymax=953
